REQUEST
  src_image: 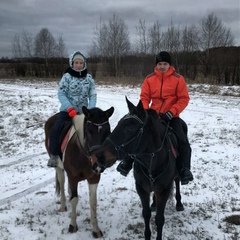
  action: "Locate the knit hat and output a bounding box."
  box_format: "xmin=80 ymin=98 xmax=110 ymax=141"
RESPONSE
xmin=73 ymin=53 xmax=85 ymax=62
xmin=155 ymin=51 xmax=171 ymax=65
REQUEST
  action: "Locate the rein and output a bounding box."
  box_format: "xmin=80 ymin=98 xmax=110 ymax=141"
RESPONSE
xmin=130 ymin=122 xmax=171 ymax=184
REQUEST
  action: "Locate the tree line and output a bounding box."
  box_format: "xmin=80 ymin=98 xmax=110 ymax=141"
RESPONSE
xmin=0 ymin=12 xmax=239 ymax=85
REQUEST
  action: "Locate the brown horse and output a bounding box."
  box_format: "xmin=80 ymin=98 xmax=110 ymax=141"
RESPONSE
xmin=44 ymin=106 xmax=114 ymax=238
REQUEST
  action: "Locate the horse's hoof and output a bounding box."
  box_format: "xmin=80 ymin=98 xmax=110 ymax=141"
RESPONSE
xmin=176 ymin=205 xmax=184 ymax=211
xmin=59 ymin=206 xmax=67 ymax=212
xmin=69 ymin=224 xmax=78 ymax=233
xmin=92 ymin=230 xmax=103 ymax=238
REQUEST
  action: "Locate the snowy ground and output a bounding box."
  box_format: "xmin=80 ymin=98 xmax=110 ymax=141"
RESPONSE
xmin=0 ymin=79 xmax=239 ymax=240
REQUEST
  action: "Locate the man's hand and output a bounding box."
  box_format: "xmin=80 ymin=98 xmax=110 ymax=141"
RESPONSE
xmin=160 ymin=111 xmax=173 ymax=122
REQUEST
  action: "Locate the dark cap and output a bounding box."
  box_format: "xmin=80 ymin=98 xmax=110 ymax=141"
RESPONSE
xmin=155 ymin=51 xmax=171 ymax=65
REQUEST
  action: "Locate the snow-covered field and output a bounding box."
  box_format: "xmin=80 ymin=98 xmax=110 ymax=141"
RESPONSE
xmin=0 ymin=79 xmax=239 ymax=240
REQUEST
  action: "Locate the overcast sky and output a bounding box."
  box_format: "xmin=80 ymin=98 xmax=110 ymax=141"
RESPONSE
xmin=1 ymin=0 xmax=239 ymax=58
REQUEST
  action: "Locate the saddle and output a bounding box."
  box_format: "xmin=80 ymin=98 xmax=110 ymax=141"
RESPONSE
xmin=167 ymin=127 xmax=178 ymax=158
xmin=58 ymin=121 xmax=72 ymax=149
xmin=56 ymin=114 xmax=86 ymax=159
xmin=159 ymin=120 xmax=178 ymax=158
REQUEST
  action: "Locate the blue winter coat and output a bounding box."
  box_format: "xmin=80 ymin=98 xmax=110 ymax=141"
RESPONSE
xmin=58 ymin=51 xmax=97 ymax=113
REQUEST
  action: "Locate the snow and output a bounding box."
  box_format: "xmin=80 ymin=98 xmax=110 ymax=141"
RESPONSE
xmin=0 ymin=79 xmax=239 ymax=240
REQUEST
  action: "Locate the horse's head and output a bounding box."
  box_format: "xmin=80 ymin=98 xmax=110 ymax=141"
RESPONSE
xmin=82 ymin=106 xmax=114 ymax=155
xmin=91 ymin=97 xmax=148 ymax=173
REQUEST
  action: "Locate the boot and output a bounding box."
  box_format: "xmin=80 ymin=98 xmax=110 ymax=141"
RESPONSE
xmin=116 ymin=158 xmax=133 ymax=177
xmin=179 ymin=167 xmax=193 ymax=185
xmin=47 ymin=155 xmax=59 ymax=168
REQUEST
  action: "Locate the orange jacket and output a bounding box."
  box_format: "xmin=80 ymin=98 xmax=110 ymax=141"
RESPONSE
xmin=140 ymin=66 xmax=190 ymax=117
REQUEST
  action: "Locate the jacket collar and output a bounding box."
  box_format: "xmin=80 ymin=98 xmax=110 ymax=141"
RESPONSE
xmin=65 ymin=67 xmax=88 ymax=78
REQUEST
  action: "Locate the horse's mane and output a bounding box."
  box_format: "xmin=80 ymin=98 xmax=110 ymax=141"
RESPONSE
xmin=146 ymin=108 xmax=158 ymax=119
xmin=146 ymin=108 xmax=166 ymax=139
xmin=145 ymin=109 xmax=159 ymax=138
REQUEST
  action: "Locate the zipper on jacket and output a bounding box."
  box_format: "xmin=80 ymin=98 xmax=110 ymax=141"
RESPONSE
xmin=159 ymin=73 xmax=164 ymax=114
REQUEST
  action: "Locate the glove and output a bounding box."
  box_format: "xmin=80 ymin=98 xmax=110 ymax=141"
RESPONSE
xmin=160 ymin=111 xmax=173 ymax=122
xmin=67 ymin=107 xmax=77 ymax=117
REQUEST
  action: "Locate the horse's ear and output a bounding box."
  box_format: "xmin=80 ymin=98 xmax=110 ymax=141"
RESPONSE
xmin=82 ymin=106 xmax=90 ymax=118
xmin=137 ymin=100 xmax=146 ymax=118
xmin=137 ymin=100 xmax=143 ymax=110
xmin=105 ymin=107 xmax=114 ymax=118
xmin=125 ymin=96 xmax=135 ymax=111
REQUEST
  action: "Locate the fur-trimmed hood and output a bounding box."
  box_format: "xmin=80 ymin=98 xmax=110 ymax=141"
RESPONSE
xmin=67 ymin=51 xmax=88 ymax=77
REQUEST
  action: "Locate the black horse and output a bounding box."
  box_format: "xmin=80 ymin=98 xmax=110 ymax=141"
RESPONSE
xmin=91 ymin=97 xmax=184 ymax=240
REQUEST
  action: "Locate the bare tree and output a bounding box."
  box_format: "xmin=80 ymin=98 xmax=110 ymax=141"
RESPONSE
xmin=91 ymin=14 xmax=130 ymax=77
xmin=198 ymin=12 xmax=235 ymax=78
xmin=55 ymin=36 xmax=67 ymax=58
xmin=199 ymin=12 xmax=234 ymax=51
xmin=107 ymin=14 xmax=130 ymax=76
xmin=148 ymin=20 xmax=163 ymax=55
xmin=162 ymin=21 xmax=181 ymax=54
xmin=12 ymin=35 xmax=22 ymax=58
xmin=22 ymin=29 xmax=33 ymax=58
xmin=161 ymin=21 xmax=181 ymax=70
xmin=135 ymin=19 xmax=148 ymax=54
xmin=91 ymin=16 xmax=109 ymax=59
xmin=34 ymin=28 xmax=56 ymax=75
xmin=107 ymin=14 xmax=130 ymax=56
xmin=34 ymin=28 xmax=56 ymax=59
xmin=181 ymin=25 xmax=199 ymax=52
xmin=11 ymin=29 xmax=34 ymax=58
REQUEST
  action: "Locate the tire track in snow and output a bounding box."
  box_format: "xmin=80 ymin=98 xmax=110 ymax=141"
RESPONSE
xmin=0 ymin=177 xmax=54 ymax=207
xmin=0 ymin=152 xmax=55 ymax=206
xmin=0 ymin=152 xmax=46 ymax=169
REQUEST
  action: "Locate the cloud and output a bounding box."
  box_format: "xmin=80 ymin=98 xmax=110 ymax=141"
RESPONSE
xmin=0 ymin=0 xmax=239 ymax=58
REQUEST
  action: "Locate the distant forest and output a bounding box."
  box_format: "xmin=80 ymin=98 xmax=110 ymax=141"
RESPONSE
xmin=0 ymin=47 xmax=239 ymax=85
xmin=0 ymin=13 xmax=239 ymax=85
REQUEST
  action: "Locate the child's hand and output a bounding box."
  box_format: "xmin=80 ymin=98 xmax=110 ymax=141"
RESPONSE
xmin=67 ymin=107 xmax=77 ymax=117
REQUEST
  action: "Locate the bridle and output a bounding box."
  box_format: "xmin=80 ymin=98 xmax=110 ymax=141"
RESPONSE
xmin=98 ymin=112 xmax=171 ymax=183
xmin=86 ymin=120 xmax=110 ymax=154
xmin=72 ymin=118 xmax=110 ymax=161
xmin=104 ymin=112 xmax=147 ymax=159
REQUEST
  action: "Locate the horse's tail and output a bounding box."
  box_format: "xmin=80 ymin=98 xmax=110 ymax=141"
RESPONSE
xmin=168 ymin=180 xmax=175 ymax=202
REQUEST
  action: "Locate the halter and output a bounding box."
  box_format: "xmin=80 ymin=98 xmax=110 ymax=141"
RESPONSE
xmin=87 ymin=120 xmax=109 ymax=132
xmin=104 ymin=112 xmax=147 ymax=159
xmin=101 ymin=112 xmax=171 ymax=184
xmin=86 ymin=120 xmax=110 ymax=153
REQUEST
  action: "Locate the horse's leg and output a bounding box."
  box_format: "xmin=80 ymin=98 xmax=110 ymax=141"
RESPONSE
xmin=174 ymin=177 xmax=184 ymax=211
xmin=68 ymin=179 xmax=79 ymax=233
xmin=55 ymin=167 xmax=67 ymax=212
xmin=88 ymin=183 xmax=103 ymax=238
xmin=150 ymin=193 xmax=156 ymax=212
xmin=155 ymin=188 xmax=172 ymax=240
xmin=68 ymin=182 xmax=72 ymax=200
xmin=136 ymin=183 xmax=151 ymax=240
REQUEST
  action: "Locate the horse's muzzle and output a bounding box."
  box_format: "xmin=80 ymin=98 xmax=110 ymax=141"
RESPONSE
xmin=88 ymin=145 xmax=101 ymax=154
xmin=92 ymin=162 xmax=105 ymax=174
